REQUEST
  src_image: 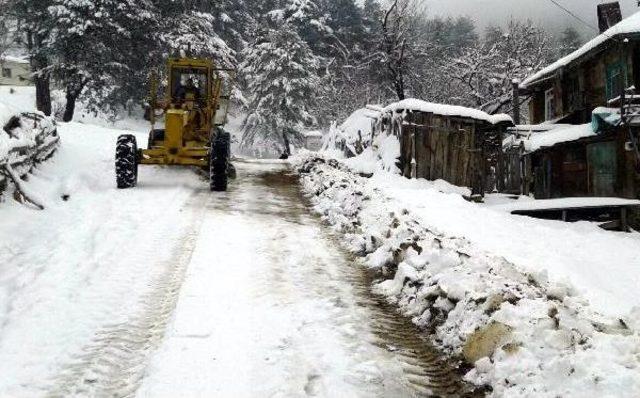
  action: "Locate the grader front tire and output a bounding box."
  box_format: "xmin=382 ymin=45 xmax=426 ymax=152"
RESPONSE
xmin=115 ymin=134 xmax=138 ymax=189
xmin=210 ymin=131 xmax=230 ymax=192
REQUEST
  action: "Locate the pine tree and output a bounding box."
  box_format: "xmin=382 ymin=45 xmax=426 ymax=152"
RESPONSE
xmin=47 ymin=0 xmax=158 ymax=121
xmin=240 ymin=26 xmax=319 ymax=157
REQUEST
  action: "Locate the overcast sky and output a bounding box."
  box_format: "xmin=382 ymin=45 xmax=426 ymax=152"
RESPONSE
xmin=421 ymin=0 xmax=639 ymax=38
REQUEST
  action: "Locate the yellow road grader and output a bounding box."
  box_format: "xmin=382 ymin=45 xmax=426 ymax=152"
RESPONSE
xmin=115 ymin=57 xmax=233 ymax=191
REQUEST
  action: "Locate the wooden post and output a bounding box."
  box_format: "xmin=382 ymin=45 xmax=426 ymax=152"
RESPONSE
xmin=411 ymin=129 xmax=417 ymax=179
xmin=512 ymin=79 xmax=521 ymax=125
xmin=621 ymin=207 xmax=628 ymax=231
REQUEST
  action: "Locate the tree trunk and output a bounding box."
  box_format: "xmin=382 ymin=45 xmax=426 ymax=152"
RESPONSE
xmin=32 ymin=52 xmax=52 ymax=117
xmin=394 ymin=78 xmax=405 ymax=101
xmin=282 ymin=129 xmax=291 ymax=156
xmin=35 ymin=74 xmax=52 ymax=117
xmin=27 ymin=31 xmax=52 ymax=117
xmin=63 ymin=88 xmax=78 ymax=122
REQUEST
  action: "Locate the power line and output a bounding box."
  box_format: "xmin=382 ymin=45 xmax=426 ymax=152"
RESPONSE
xmin=546 ymin=0 xmax=600 ymax=33
xmin=546 ymin=0 xmax=627 ymax=43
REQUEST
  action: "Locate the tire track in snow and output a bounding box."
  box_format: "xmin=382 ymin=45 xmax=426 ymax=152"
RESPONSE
xmin=44 ymin=192 xmax=207 ymax=398
xmin=254 ymin=166 xmax=482 ymax=398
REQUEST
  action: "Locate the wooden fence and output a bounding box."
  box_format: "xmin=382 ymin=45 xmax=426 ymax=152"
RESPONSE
xmin=381 ymin=109 xmax=511 ymax=196
xmin=0 ymin=112 xmax=60 ymax=205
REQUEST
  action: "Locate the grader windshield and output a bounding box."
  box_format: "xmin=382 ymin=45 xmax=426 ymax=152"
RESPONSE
xmin=170 ymin=67 xmax=209 ymax=103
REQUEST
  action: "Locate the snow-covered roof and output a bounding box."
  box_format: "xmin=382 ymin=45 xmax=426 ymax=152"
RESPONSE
xmin=0 ymin=55 xmax=29 ymax=65
xmin=303 ymin=130 xmax=323 ymax=138
xmin=522 ymin=11 xmax=640 ymax=88
xmin=507 ymin=123 xmax=597 ymax=153
xmin=340 ymin=107 xmax=379 ymax=139
xmin=384 ymin=98 xmax=513 ymax=125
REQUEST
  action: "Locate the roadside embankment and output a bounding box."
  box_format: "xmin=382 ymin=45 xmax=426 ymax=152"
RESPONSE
xmin=295 ymin=153 xmax=640 ymax=398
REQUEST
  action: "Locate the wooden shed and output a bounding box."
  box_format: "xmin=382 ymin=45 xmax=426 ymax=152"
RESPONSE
xmin=376 ymin=99 xmax=513 ymax=196
xmin=502 ymin=111 xmax=640 ymax=200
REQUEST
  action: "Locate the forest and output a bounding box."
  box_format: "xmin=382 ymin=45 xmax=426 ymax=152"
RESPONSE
xmin=0 ymin=0 xmax=584 ymax=155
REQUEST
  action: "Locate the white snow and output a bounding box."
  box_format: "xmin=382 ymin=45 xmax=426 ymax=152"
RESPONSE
xmin=322 ymin=107 xmax=379 ymax=156
xmin=511 ymin=123 xmax=597 ymax=153
xmin=493 ymin=196 xmax=640 ymax=213
xmin=384 ymin=98 xmax=513 ymax=125
xmin=3 ymin=87 xmax=472 ymax=397
xmin=340 ymin=108 xmax=378 ymax=139
xmin=0 ymin=121 xmax=205 ymax=396
xmin=137 ymin=162 xmax=437 ymax=397
xmin=303 ymin=129 xmax=323 ymax=138
xmin=0 ymin=55 xmax=29 ymax=64
xmin=295 ymin=153 xmax=640 ymax=397
xmin=368 ymin=170 xmax=640 ymax=317
xmin=0 ymin=86 xmax=151 ymax=133
xmin=522 ymin=11 xmax=640 ymax=87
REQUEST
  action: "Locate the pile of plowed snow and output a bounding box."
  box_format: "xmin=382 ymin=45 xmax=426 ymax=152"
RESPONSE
xmin=295 ymin=154 xmax=640 ymax=398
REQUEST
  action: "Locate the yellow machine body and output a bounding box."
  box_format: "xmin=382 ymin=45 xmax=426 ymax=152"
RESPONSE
xmin=140 ymin=57 xmax=231 ymax=167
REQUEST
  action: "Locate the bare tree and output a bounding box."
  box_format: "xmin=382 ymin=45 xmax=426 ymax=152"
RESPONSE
xmin=446 ymin=20 xmax=553 ymax=115
xmin=380 ymin=0 xmax=411 ymax=100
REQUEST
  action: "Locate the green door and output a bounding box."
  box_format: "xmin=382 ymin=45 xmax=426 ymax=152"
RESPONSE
xmin=587 ymin=141 xmax=617 ymax=196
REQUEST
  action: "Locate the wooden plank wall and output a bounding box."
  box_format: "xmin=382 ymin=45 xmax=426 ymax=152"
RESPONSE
xmin=400 ymin=110 xmax=496 ymax=195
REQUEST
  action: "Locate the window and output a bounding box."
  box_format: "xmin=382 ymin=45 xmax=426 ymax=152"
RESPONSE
xmin=606 ymin=61 xmax=627 ymax=100
xmin=566 ymin=75 xmax=582 ymax=111
xmin=1 ymin=68 xmax=11 ymax=78
xmin=170 ymin=67 xmax=208 ymax=101
xmin=545 ymin=88 xmax=556 ymax=121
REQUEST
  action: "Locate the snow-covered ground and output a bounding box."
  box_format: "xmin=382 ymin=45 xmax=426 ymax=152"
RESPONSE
xmin=137 ymin=161 xmax=474 ymax=397
xmin=4 ymin=84 xmax=639 ymax=397
xmin=366 ymin=172 xmax=640 ymax=318
xmin=295 ymin=153 xmax=640 ymax=397
xmin=0 ymin=88 xmax=478 ymax=397
xmin=0 ymin=119 xmax=208 ymax=396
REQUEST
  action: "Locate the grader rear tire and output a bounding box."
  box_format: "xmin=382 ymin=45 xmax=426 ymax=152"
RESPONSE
xmin=116 ymin=134 xmax=138 ymax=189
xmin=210 ymin=131 xmax=230 ymax=192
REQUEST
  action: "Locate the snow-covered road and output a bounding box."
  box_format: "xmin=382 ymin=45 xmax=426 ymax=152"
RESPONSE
xmin=138 ymin=161 xmax=476 ymax=398
xmin=0 ymin=121 xmax=475 ymax=397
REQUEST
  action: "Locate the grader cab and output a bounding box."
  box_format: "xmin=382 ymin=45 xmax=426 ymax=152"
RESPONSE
xmin=115 ymin=58 xmax=233 ymax=191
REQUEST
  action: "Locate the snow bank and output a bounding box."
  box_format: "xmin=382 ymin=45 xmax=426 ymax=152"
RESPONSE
xmin=522 ymin=11 xmax=640 ymax=87
xmin=341 ymin=130 xmax=401 ymax=175
xmin=384 ymin=98 xmax=513 ymax=125
xmin=323 ymin=107 xmax=379 ymax=156
xmin=294 ymin=154 xmax=640 ymax=397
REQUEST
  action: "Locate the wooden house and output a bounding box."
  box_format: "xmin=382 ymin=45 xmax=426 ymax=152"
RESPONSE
xmin=0 ymin=56 xmax=30 ymax=86
xmin=510 ymin=5 xmax=640 ymax=201
xmin=377 ymin=99 xmax=513 ymax=196
xmin=520 ymin=4 xmax=640 ymax=125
